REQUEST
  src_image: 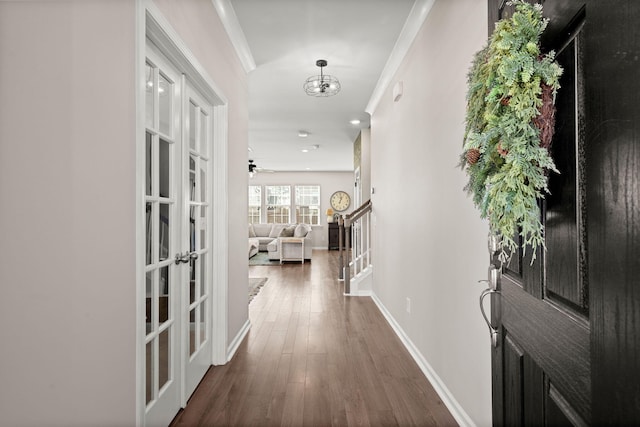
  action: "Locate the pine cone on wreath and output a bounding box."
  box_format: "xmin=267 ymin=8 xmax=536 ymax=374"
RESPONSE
xmin=466 ymin=148 xmax=481 ymax=165
xmin=497 ymin=142 xmax=509 ymax=158
xmin=533 ymin=83 xmax=556 ymax=150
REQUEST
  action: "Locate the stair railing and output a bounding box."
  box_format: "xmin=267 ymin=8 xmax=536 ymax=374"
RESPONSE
xmin=338 ymin=199 xmax=372 ymax=294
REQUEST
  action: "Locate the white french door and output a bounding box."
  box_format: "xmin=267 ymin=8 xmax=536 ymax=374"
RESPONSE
xmin=144 ymin=45 xmax=182 ymax=427
xmin=182 ymin=85 xmax=212 ymax=398
xmin=143 ymin=43 xmax=214 ymax=426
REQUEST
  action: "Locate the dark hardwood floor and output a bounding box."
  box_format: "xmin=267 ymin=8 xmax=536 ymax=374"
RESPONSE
xmin=171 ymin=250 xmax=458 ymax=426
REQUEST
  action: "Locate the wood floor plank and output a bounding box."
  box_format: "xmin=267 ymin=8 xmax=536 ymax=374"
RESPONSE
xmin=281 ymin=311 xmax=300 ymax=355
xmin=343 ymin=387 xmax=373 ymax=427
xmin=265 ymin=353 xmax=293 ymax=425
xmin=302 ymin=353 xmax=330 ymax=426
xmin=280 ymin=381 xmax=305 ymax=427
xmin=171 ymin=250 xmax=458 ymax=427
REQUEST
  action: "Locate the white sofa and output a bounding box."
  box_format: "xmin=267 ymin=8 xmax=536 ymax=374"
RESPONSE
xmin=248 ymin=238 xmax=259 ymax=258
xmin=249 ymin=223 xmax=313 ymax=261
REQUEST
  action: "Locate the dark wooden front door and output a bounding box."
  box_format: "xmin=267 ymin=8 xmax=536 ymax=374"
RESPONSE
xmin=488 ymin=1 xmax=640 ymax=425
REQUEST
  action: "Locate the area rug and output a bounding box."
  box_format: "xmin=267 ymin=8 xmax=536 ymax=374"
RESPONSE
xmin=249 ymin=251 xmax=280 ymax=266
xmin=249 ymin=277 xmax=268 ymax=303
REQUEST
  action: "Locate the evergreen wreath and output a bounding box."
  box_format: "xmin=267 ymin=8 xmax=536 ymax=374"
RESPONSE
xmin=461 ymin=0 xmax=562 ymax=262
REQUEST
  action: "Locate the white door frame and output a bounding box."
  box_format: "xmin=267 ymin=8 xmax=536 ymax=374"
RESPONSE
xmin=135 ymin=2 xmax=229 ymax=425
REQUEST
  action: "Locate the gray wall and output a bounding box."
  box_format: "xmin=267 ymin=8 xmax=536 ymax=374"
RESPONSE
xmin=0 ymin=2 xmax=137 ymax=424
xmin=369 ymin=0 xmax=492 ymax=425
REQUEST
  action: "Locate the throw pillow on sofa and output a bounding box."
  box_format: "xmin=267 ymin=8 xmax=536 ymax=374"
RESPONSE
xmin=279 ymin=224 xmax=297 ymax=237
xmin=269 ymin=224 xmax=285 ymax=238
xmin=294 ymin=224 xmax=309 ymax=238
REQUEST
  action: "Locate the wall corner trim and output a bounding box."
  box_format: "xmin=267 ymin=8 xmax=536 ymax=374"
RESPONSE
xmin=211 ymin=0 xmax=256 ymax=73
xmin=227 ymin=319 xmax=251 ymax=362
xmin=365 ymin=0 xmax=435 ymax=115
xmin=371 ymin=293 xmax=477 ymax=427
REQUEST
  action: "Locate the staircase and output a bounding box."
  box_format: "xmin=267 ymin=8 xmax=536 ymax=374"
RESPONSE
xmin=338 ymin=199 xmax=373 ymax=295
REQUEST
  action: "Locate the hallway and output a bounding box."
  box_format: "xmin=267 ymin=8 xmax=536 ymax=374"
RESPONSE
xmin=171 ymin=250 xmax=457 ymax=426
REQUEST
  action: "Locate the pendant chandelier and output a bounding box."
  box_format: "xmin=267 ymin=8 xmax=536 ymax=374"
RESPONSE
xmin=303 ymin=59 xmax=341 ymax=97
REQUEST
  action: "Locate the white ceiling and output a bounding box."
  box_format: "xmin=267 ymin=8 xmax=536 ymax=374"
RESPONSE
xmin=223 ymin=0 xmax=418 ymax=172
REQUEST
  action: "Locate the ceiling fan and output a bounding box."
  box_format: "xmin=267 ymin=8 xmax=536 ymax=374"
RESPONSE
xmin=248 ymin=159 xmax=274 ymax=177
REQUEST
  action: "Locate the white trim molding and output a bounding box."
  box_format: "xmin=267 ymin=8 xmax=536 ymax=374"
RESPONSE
xmin=371 ymin=293 xmax=477 ymax=427
xmin=211 ymin=0 xmax=256 ymax=73
xmin=365 ymin=0 xmax=435 ymax=115
xmin=227 ymin=319 xmax=251 ymax=362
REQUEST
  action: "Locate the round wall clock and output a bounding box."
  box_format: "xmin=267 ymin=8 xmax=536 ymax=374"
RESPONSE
xmin=330 ymin=190 xmax=351 ymax=212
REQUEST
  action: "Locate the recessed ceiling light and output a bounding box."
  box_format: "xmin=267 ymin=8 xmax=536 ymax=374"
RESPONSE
xmin=350 ymin=119 xmax=361 ymax=125
xmin=298 ymin=130 xmax=309 ymax=138
xmin=301 ymin=149 xmax=309 ymax=153
xmin=305 ymin=167 xmax=311 ymax=170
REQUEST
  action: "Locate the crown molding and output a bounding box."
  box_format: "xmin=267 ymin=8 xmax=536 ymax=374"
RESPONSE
xmin=211 ymin=0 xmax=256 ymax=73
xmin=365 ymin=0 xmax=435 ymax=115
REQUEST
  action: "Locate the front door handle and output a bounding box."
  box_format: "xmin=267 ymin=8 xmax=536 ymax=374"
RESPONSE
xmin=480 ymin=288 xmax=499 ymax=348
xmin=479 ymin=265 xmax=500 ymax=348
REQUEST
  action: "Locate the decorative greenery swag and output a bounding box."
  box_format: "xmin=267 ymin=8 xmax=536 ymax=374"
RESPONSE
xmin=461 ymin=0 xmax=562 ymax=262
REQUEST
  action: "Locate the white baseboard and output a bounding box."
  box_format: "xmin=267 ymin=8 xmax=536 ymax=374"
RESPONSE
xmin=344 ymin=290 xmax=373 ymax=297
xmin=226 ymin=319 xmax=250 ymax=362
xmin=370 ymin=293 xmax=476 ymax=427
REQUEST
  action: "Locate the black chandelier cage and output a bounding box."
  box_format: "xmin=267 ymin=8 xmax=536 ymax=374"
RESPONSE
xmin=303 ymin=59 xmax=341 ymax=97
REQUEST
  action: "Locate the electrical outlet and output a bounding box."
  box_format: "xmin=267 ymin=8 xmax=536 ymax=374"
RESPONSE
xmin=406 ymin=297 xmax=411 ymax=314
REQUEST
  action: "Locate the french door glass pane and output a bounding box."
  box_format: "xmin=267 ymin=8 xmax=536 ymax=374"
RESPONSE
xmin=159 ymin=266 xmax=169 ymax=325
xmin=146 ymin=203 xmax=153 ymax=265
xmin=146 ymin=270 xmax=154 ymax=334
xmin=189 ymin=155 xmax=197 ymax=201
xmin=189 ymin=101 xmax=196 ymax=150
xmin=145 ymin=63 xmax=154 ymax=128
xmin=159 ymin=329 xmax=170 ymax=391
xmin=145 ymin=133 xmax=152 ymax=196
xmin=200 ymin=110 xmax=207 ymax=156
xmin=199 ymin=162 xmax=206 ymax=202
xmin=190 ymin=206 xmax=196 ymax=252
xmin=159 ymin=204 xmax=170 ymax=262
xmin=190 ymin=259 xmax=197 ymax=304
xmin=159 ymin=139 xmax=170 ymax=198
xmin=200 ymin=256 xmax=206 ymax=300
xmin=146 ymin=340 xmax=154 ymax=404
xmin=158 ymin=73 xmax=172 ymax=136
xmin=199 ymin=206 xmax=207 ymax=250
xmin=189 ymin=308 xmax=197 ymax=356
xmin=199 ymin=305 xmax=206 ymax=346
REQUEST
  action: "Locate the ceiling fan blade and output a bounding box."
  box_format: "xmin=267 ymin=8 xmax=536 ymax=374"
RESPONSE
xmin=255 ymin=167 xmax=275 ymax=173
